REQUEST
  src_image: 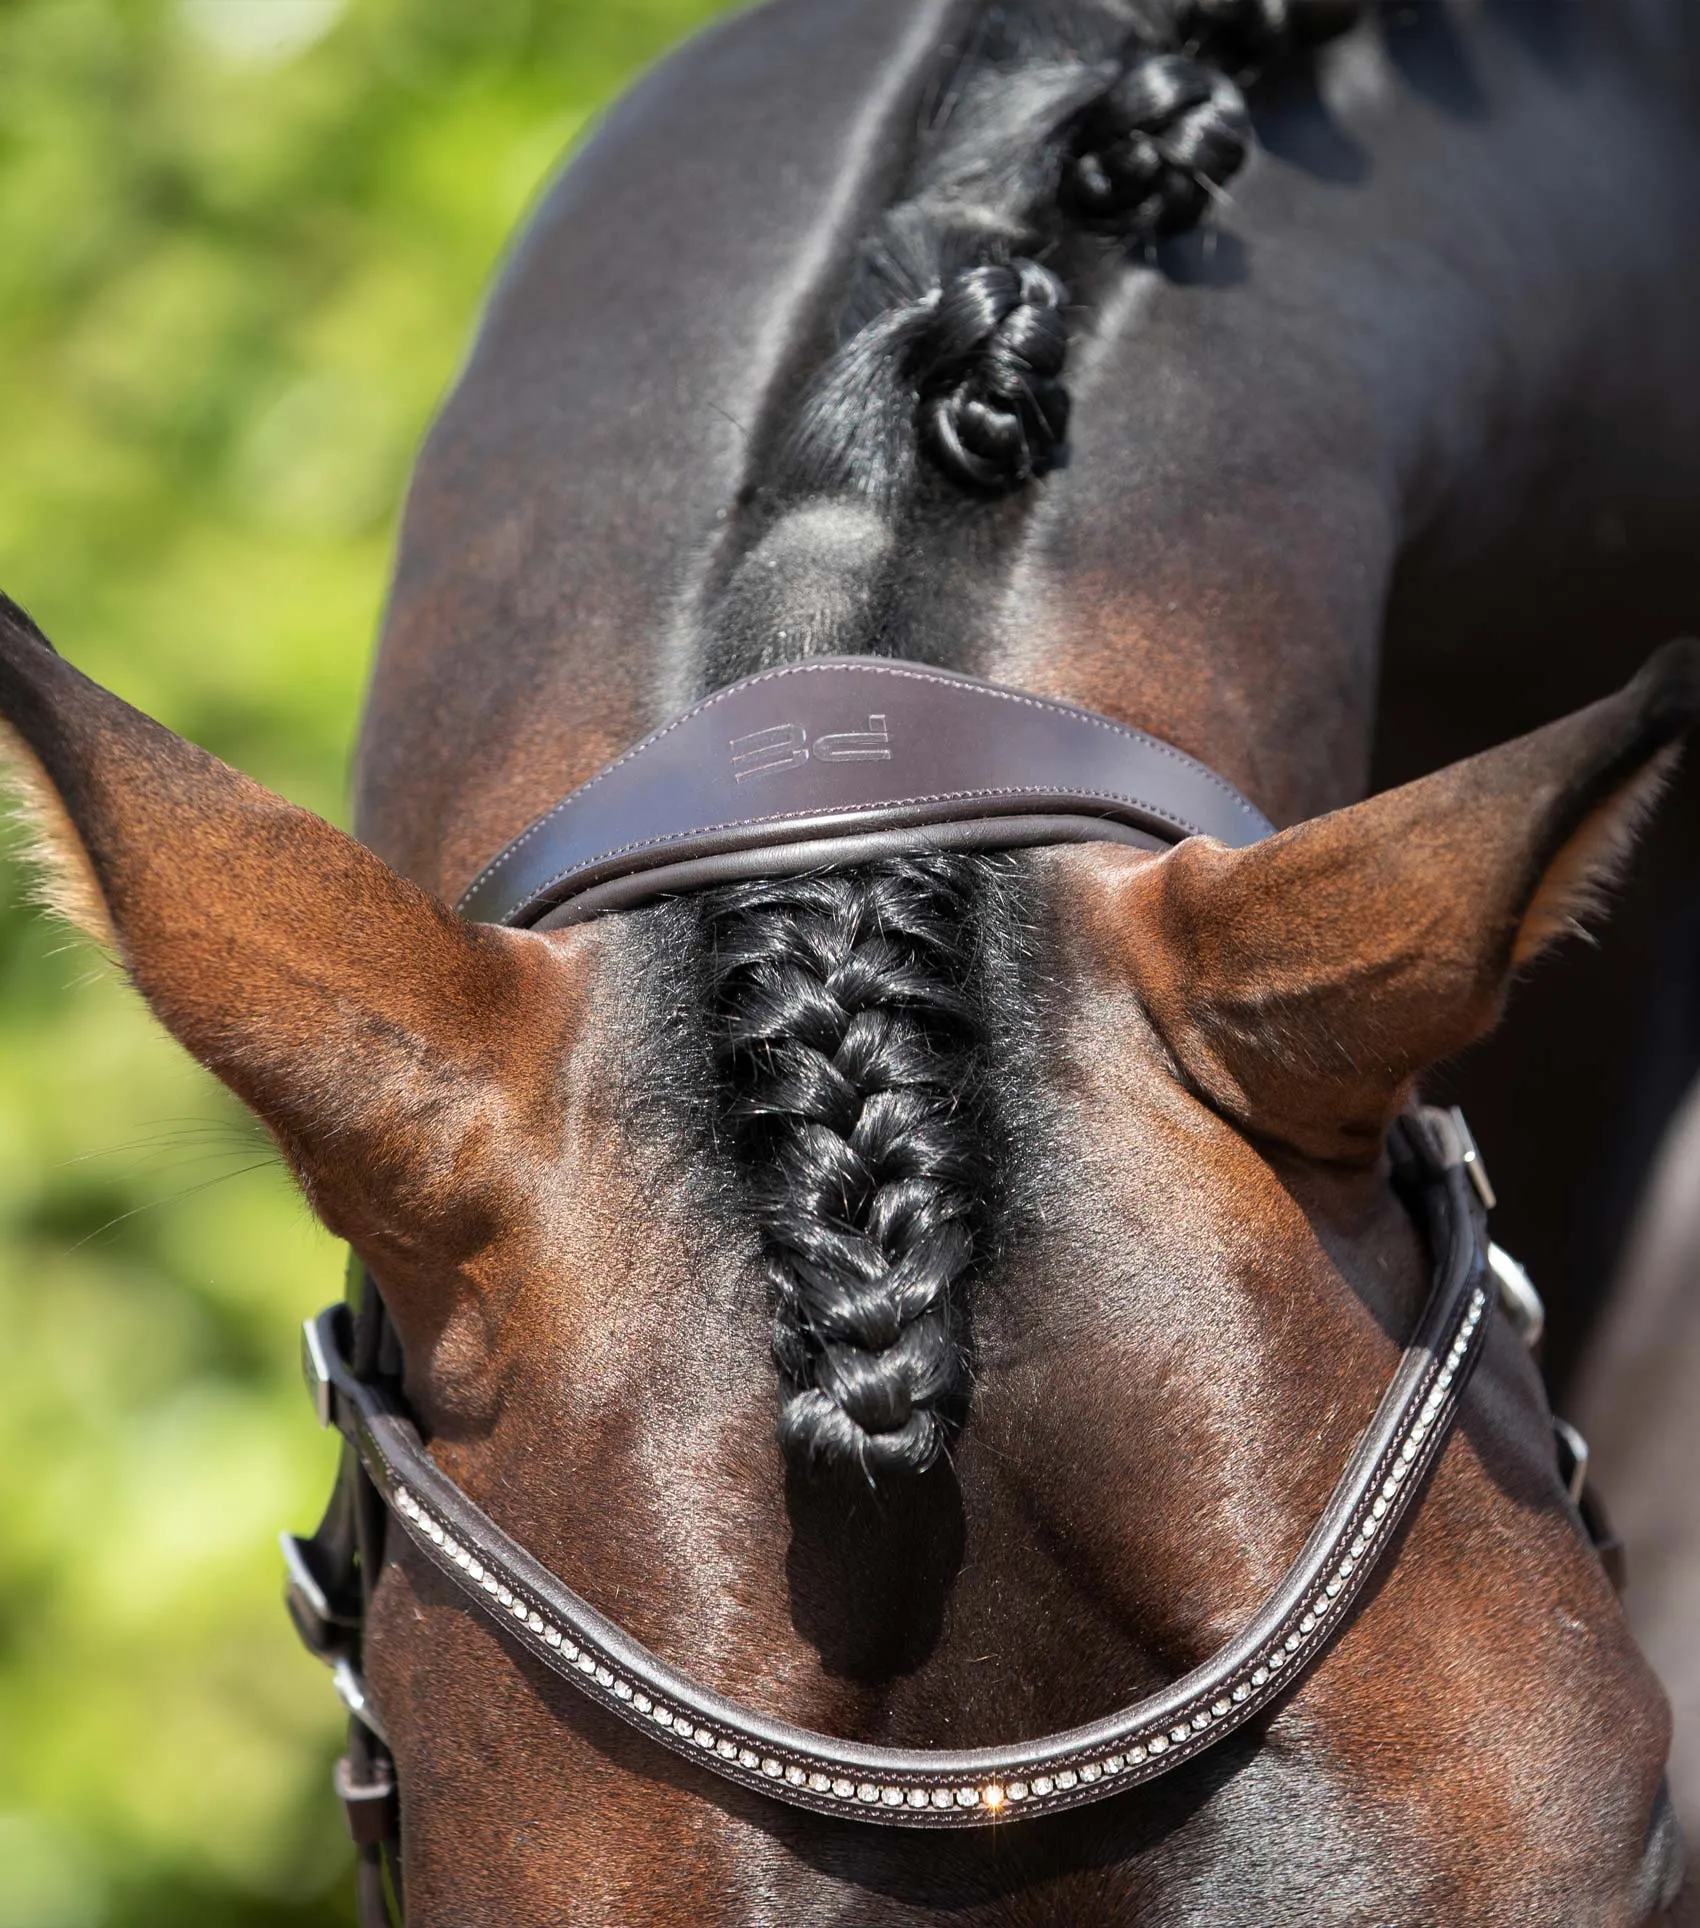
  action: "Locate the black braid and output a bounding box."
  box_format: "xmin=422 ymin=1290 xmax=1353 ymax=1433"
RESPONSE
xmin=775 ymin=1 xmax=1361 ymax=505
xmin=916 ymin=259 xmax=1070 ymax=491
xmin=709 ymin=858 xmax=987 ymax=1477
xmin=782 ymin=250 xmax=1069 ymax=502
xmin=1063 ymin=53 xmax=1251 ymax=235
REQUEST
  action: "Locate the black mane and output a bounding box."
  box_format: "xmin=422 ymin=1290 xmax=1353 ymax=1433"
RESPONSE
xmin=695 ymin=0 xmax=1358 ymax=1476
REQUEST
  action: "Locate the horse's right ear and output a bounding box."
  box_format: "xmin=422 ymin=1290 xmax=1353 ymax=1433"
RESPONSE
xmin=0 ymin=595 xmax=591 ymax=1310
xmin=1083 ymin=640 xmax=1700 ymax=1164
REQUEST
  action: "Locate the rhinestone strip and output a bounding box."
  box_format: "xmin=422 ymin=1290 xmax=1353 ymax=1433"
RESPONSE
xmin=374 ymin=1277 xmax=1489 ymax=1827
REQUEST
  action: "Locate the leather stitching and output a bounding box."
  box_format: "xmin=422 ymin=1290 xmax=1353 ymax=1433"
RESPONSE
xmin=504 ymin=785 xmax=1202 ymax=917
xmin=457 ymin=660 xmax=1271 ymax=909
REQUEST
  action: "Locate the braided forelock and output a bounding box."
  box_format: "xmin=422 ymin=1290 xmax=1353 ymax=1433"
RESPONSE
xmin=708 ymin=860 xmax=989 ymax=1478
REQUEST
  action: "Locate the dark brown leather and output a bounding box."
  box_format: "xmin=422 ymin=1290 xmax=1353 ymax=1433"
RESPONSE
xmin=305 ymin=1108 xmax=1491 ymax=1830
xmin=335 ymin=1752 xmax=398 ymax=1849
xmin=455 ymin=659 xmax=1276 ymax=928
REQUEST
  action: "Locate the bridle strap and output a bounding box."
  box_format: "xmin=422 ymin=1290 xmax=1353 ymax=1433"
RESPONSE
xmin=453 ymin=657 xmax=1275 ymax=928
xmin=296 ymin=1105 xmax=1491 ymax=1832
xmin=284 ymin=1268 xmax=404 ymax=1927
xmin=275 ymin=666 xmax=1560 ymax=1904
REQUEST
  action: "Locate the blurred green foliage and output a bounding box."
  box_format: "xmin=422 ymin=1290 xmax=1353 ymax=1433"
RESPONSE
xmin=0 ymin=1 xmax=728 ymax=1920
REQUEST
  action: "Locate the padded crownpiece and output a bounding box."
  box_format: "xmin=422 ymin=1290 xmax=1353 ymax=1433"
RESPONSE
xmin=455 ymin=657 xmax=1274 ymax=928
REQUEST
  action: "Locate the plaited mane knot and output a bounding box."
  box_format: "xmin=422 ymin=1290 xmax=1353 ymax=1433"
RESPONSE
xmin=912 ymin=260 xmax=1070 ymax=493
xmin=709 ymin=859 xmax=984 ymax=1479
xmin=1066 ymin=54 xmax=1251 ymax=235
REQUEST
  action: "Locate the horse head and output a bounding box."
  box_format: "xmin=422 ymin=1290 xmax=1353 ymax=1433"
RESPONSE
xmin=5 ymin=0 xmax=1700 ymax=1919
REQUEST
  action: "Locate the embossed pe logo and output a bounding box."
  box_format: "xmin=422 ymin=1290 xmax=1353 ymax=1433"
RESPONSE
xmin=729 ymin=714 xmax=891 ymax=780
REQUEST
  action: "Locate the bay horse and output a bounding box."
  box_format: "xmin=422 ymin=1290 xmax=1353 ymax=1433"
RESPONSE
xmin=4 ymin=0 xmax=1700 ymax=1921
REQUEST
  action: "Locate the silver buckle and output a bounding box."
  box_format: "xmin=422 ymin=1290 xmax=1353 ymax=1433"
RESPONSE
xmin=1488 ymin=1243 xmax=1545 ymax=1352
xmin=1446 ymin=1106 xmax=1497 ymax=1210
xmin=333 ymin=1657 xmax=390 ymax=1745
xmin=334 ymin=1752 xmax=395 ymax=1804
xmin=281 ymin=1530 xmax=334 ymax=1627
xmin=301 ymin=1310 xmax=336 ymax=1428
xmin=1552 ymin=1417 xmax=1591 ymax=1508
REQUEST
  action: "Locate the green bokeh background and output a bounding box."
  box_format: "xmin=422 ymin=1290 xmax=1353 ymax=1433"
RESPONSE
xmin=0 ymin=2 xmax=728 ymax=1920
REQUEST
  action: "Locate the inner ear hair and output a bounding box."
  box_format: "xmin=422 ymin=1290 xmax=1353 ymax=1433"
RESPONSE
xmin=1512 ymin=744 xmax=1680 ymax=968
xmin=1087 ymin=637 xmax=1700 ymax=1167
xmin=0 ymin=720 xmax=117 ymax=953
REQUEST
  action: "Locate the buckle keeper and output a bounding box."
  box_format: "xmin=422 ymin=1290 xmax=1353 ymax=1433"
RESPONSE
xmin=301 ymin=1308 xmax=342 ymax=1428
xmin=334 ymin=1754 xmax=397 ymax=1849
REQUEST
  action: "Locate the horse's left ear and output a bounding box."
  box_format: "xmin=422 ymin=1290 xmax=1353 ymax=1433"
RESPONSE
xmin=1089 ymin=640 xmax=1700 ymax=1163
xmin=0 ymin=594 xmax=589 ymax=1300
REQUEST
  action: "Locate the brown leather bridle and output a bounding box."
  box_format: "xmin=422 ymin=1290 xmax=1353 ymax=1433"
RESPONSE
xmin=282 ymin=661 xmax=1609 ymax=1925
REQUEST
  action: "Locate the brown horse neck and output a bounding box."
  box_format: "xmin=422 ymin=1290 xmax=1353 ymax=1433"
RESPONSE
xmin=358 ymin=1 xmax=1700 ymax=888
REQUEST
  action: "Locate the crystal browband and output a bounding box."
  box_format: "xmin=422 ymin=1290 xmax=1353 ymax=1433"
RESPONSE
xmin=293 ymin=1107 xmax=1492 ymax=1828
